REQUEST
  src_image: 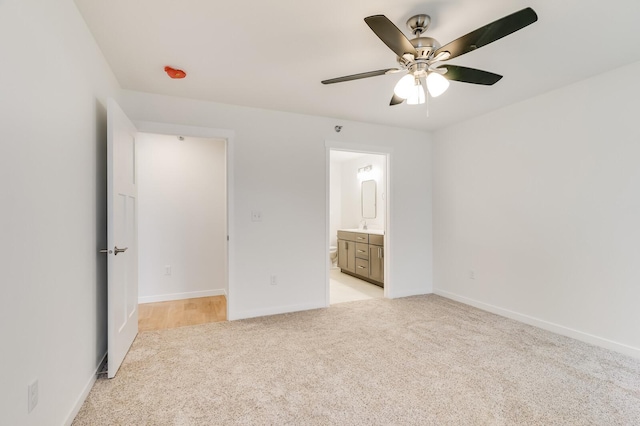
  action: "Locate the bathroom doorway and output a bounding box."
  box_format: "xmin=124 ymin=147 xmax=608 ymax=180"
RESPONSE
xmin=328 ymin=149 xmax=388 ymax=305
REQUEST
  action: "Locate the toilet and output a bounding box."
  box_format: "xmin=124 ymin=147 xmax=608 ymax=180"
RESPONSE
xmin=329 ymin=246 xmax=338 ymax=268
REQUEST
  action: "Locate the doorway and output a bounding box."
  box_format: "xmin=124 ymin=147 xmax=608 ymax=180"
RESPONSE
xmin=135 ymin=132 xmax=228 ymax=329
xmin=328 ymin=149 xmax=388 ymax=305
xmin=135 ymin=121 xmax=235 ymax=320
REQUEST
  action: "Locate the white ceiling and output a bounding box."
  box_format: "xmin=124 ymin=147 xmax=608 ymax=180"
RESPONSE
xmin=74 ymin=0 xmax=640 ymax=132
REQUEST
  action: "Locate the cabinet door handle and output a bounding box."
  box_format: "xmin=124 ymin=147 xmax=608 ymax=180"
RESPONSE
xmin=358 ymin=265 xmax=366 ymax=269
xmin=357 ymin=249 xmax=365 ymax=253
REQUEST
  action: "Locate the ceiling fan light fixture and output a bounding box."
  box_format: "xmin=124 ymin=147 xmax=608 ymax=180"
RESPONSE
xmin=426 ymin=72 xmax=449 ymax=97
xmin=322 ymin=8 xmax=538 ymax=109
xmin=393 ymin=74 xmax=416 ymax=99
xmin=406 ymin=83 xmax=426 ymax=105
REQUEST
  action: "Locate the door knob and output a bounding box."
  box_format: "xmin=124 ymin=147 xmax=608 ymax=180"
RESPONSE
xmin=99 ymin=246 xmax=128 ymax=255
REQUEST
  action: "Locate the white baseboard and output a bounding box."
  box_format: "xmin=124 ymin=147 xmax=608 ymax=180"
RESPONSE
xmin=389 ymin=287 xmax=431 ymax=299
xmin=231 ymin=302 xmax=326 ymax=321
xmin=64 ymin=352 xmax=107 ymax=426
xmin=139 ymin=289 xmax=226 ymax=304
xmin=434 ymin=288 xmax=640 ymax=360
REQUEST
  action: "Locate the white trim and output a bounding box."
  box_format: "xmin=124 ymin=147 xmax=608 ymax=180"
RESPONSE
xmin=326 ymin=140 xmax=394 ymax=155
xmin=434 ymin=288 xmax=640 ymax=359
xmin=392 ymin=288 xmax=431 ymax=299
xmin=133 ymin=121 xmax=235 ymax=140
xmin=226 ymin=132 xmax=236 ymax=321
xmin=234 ymin=302 xmax=326 ymax=320
xmin=383 ymin=152 xmax=392 ymax=299
xmin=325 ymin=140 xmax=393 ymax=302
xmin=63 ymin=352 xmax=107 ymax=426
xmin=325 ymin=148 xmax=331 ymax=307
xmin=133 ymin=120 xmax=236 ymax=322
xmin=139 ymin=289 xmax=227 ymax=304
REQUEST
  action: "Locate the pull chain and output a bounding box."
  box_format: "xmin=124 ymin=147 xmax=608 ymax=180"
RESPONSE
xmin=426 ymin=89 xmax=430 ymax=118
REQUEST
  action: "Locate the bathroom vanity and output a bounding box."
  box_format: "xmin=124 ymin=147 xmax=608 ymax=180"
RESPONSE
xmin=337 ymin=229 xmax=384 ymax=287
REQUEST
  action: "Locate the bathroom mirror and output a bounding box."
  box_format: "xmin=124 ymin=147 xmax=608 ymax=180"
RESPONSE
xmin=361 ymin=179 xmax=377 ymax=219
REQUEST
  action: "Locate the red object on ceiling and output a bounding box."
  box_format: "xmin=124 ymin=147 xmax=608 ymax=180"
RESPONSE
xmin=164 ymin=66 xmax=186 ymax=79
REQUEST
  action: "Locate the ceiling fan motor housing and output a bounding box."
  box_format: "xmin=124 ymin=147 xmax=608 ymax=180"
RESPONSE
xmin=397 ymin=36 xmax=441 ymax=71
xmin=410 ymin=36 xmax=440 ymax=59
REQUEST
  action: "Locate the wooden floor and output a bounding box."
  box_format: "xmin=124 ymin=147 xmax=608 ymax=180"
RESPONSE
xmin=138 ymin=296 xmax=227 ymax=332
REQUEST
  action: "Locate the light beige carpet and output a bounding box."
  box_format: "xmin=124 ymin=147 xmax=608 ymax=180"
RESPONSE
xmin=73 ymin=295 xmax=640 ymax=425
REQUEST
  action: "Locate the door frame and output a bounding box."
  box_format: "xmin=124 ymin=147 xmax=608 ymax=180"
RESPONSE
xmin=134 ymin=121 xmax=236 ymax=320
xmin=325 ymin=140 xmax=393 ymax=306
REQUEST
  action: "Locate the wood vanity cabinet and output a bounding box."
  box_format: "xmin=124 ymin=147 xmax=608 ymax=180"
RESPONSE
xmin=368 ymin=234 xmax=384 ymax=284
xmin=337 ymin=230 xmax=384 ymax=287
xmin=337 ymin=234 xmax=356 ymax=274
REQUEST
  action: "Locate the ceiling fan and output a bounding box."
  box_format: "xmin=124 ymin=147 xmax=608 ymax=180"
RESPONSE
xmin=321 ymin=8 xmax=538 ymax=106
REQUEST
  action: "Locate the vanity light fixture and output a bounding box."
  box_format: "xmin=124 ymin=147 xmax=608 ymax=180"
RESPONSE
xmin=357 ymin=165 xmax=373 ymax=180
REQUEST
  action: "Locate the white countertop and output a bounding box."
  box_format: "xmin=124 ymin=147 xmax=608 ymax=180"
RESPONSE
xmin=340 ymin=228 xmax=385 ymax=235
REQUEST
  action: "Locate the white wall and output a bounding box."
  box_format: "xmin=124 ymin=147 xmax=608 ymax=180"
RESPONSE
xmin=433 ymin=60 xmax=640 ymax=358
xmin=137 ymin=134 xmax=227 ymax=303
xmin=0 ymin=0 xmax=120 ymax=424
xmin=120 ymin=90 xmax=434 ymax=314
xmin=340 ymin=154 xmax=386 ymax=231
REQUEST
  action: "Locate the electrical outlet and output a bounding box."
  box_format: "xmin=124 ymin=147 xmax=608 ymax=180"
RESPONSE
xmin=164 ymin=265 xmax=171 ymax=276
xmin=270 ymin=275 xmax=277 ymax=286
xmin=469 ymin=270 xmax=475 ymax=280
xmin=251 ymin=210 xmax=262 ymax=222
xmin=28 ymin=380 xmax=38 ymax=413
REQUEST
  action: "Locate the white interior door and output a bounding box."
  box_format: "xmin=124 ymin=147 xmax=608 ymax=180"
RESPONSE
xmin=106 ymin=98 xmax=138 ymax=378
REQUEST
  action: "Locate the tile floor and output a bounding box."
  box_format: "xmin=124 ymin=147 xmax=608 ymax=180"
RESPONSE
xmin=329 ymin=268 xmax=383 ymax=304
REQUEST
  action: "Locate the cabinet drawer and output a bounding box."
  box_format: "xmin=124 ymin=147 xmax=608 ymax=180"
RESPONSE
xmin=355 ymin=258 xmax=369 ymax=277
xmin=354 ymin=233 xmax=369 ymax=243
xmin=369 ymin=234 xmax=384 ymax=246
xmin=355 ymin=242 xmax=369 ymax=260
xmin=337 ymin=231 xmax=356 ymax=242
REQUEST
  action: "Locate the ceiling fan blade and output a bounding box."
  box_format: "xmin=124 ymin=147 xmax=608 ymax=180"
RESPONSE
xmin=390 ymin=93 xmax=405 ymax=106
xmin=321 ymin=68 xmax=398 ymax=84
xmin=434 ymin=7 xmax=538 ymax=61
xmin=365 ymin=15 xmax=418 ymax=58
xmin=438 ymin=65 xmax=503 ymax=85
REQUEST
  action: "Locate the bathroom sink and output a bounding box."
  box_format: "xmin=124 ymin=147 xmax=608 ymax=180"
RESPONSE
xmin=340 ymin=228 xmax=384 ymax=235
